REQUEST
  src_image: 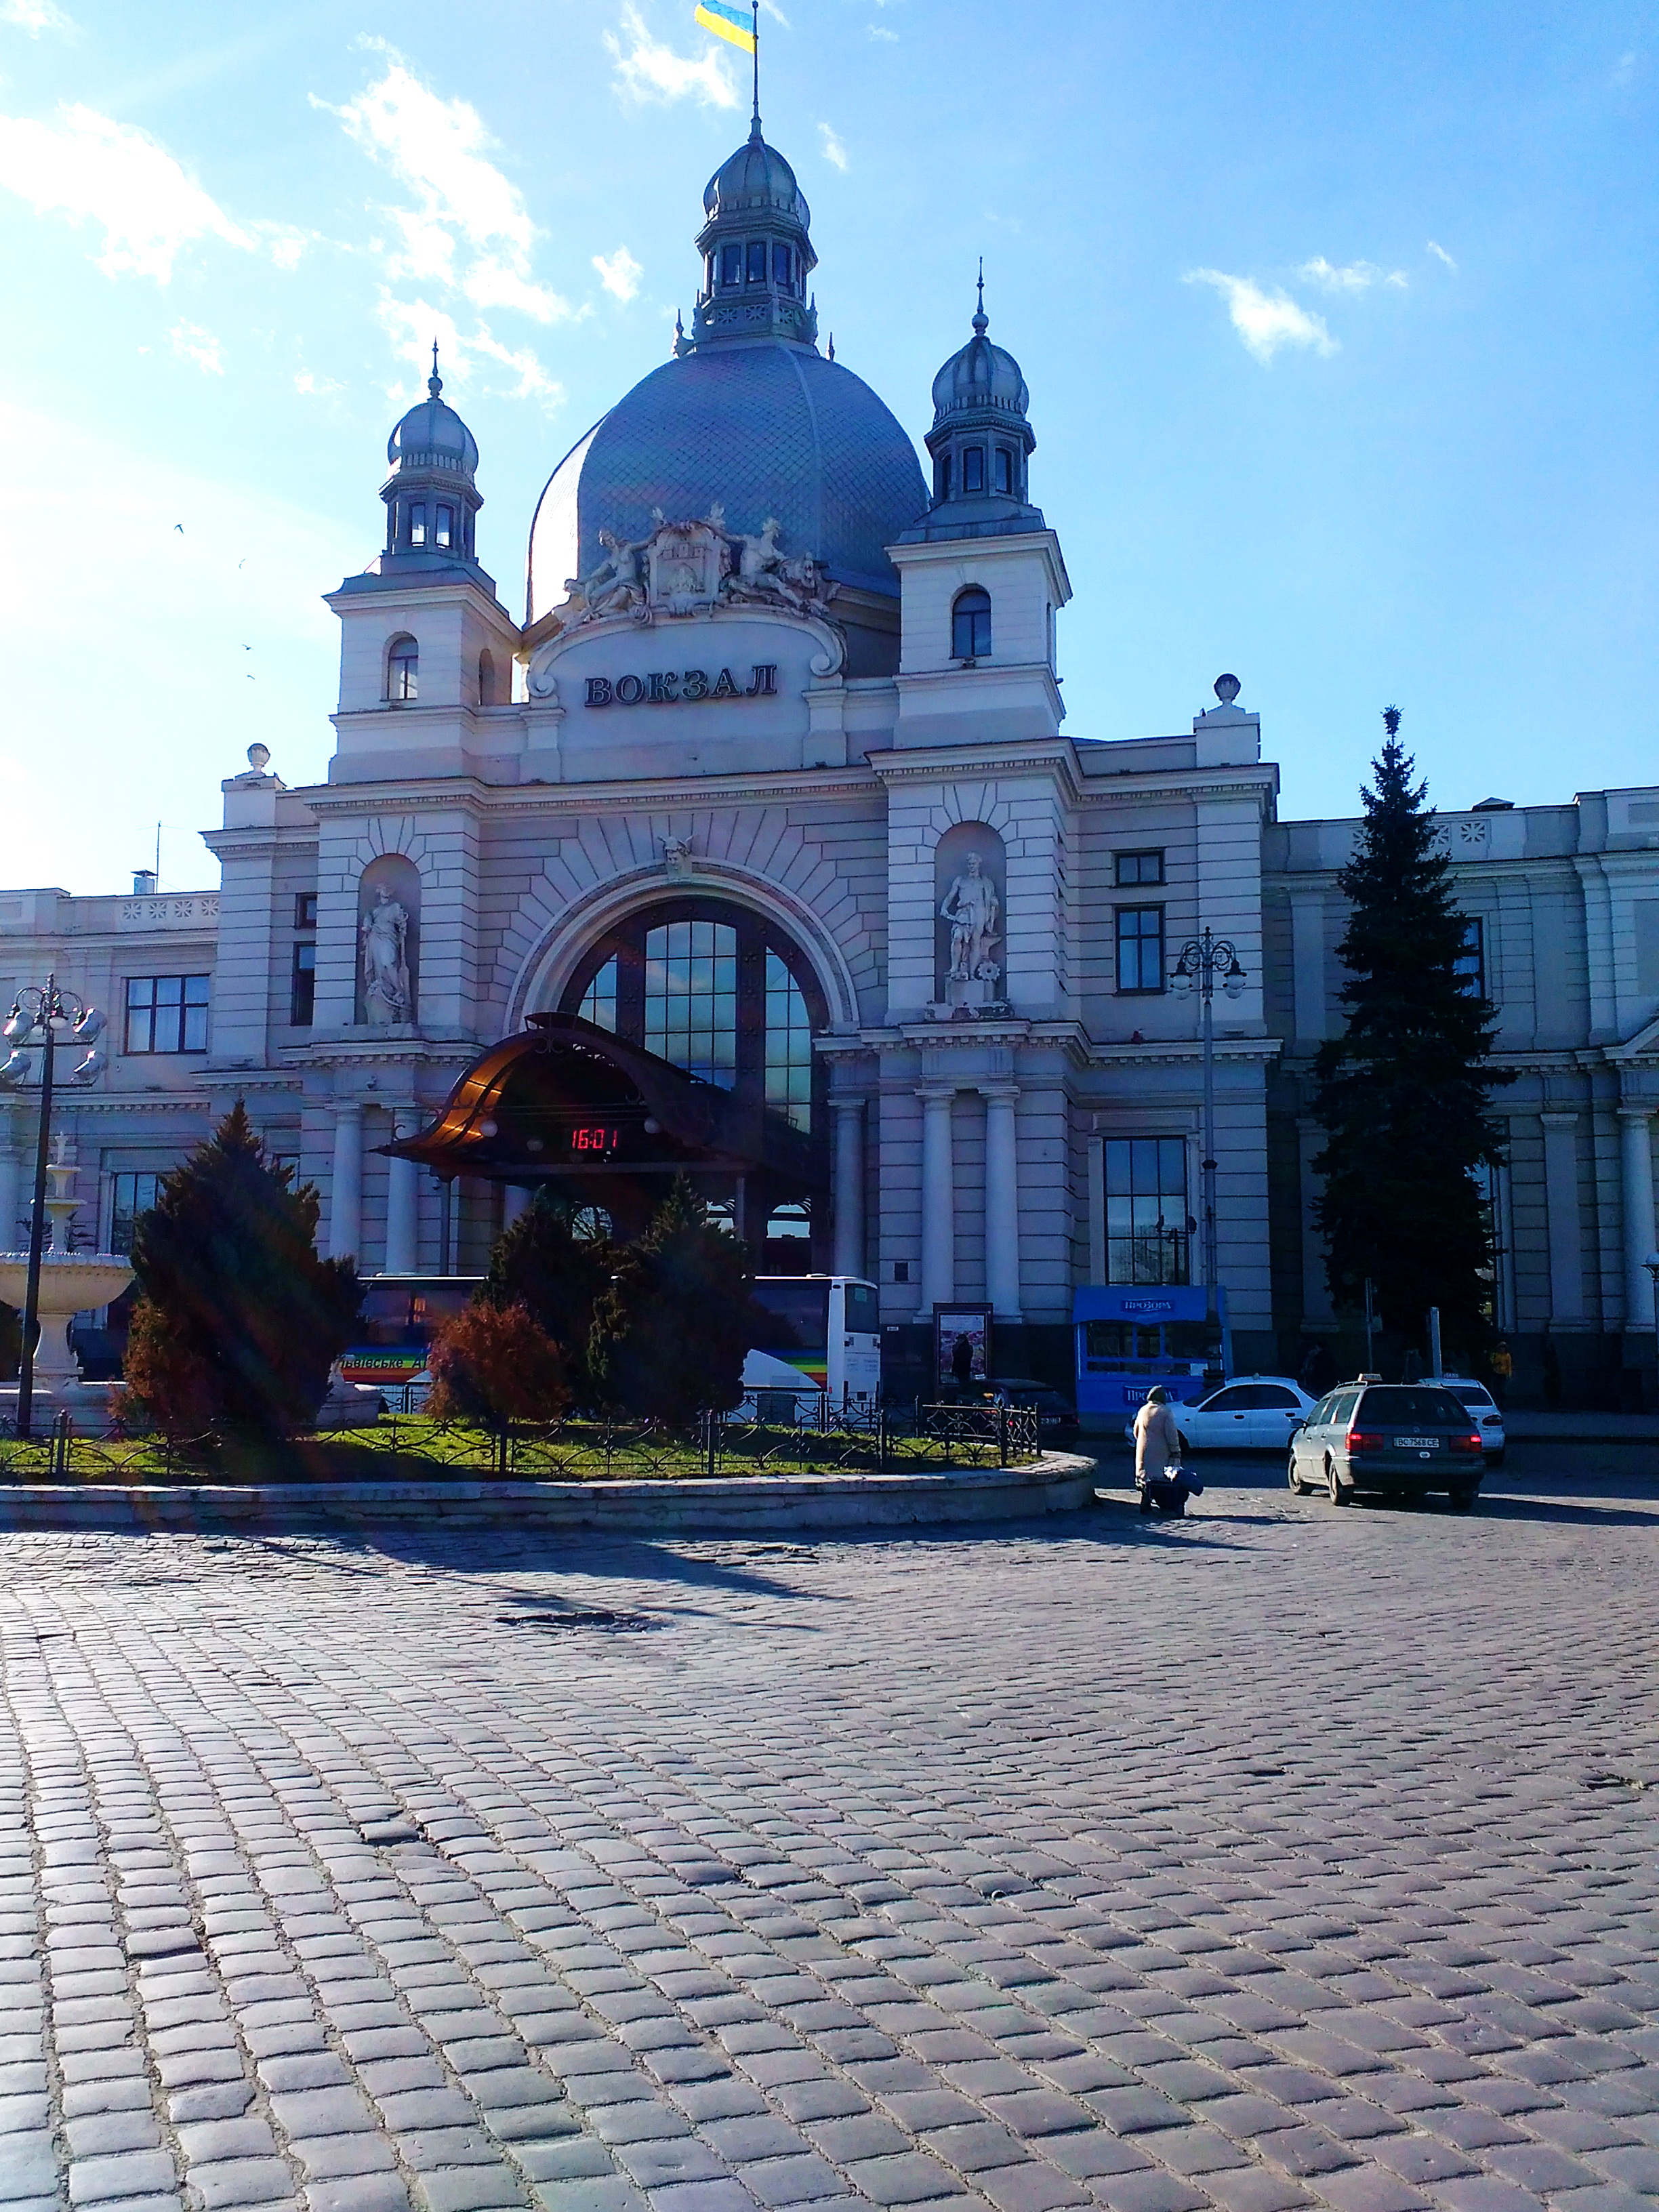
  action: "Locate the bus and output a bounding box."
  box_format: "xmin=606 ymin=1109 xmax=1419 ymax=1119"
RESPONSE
xmin=1073 ymin=1284 xmax=1227 ymax=1433
xmin=338 ymin=1277 xmax=482 ymax=1399
xmin=741 ymin=1277 xmax=882 ymax=1418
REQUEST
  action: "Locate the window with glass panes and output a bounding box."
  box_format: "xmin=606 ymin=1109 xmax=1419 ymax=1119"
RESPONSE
xmin=125 ymin=975 xmax=209 ymax=1054
xmin=1115 ymin=905 xmax=1164 ymax=992
xmin=644 ymin=920 xmax=737 ymax=1088
xmin=562 ymin=899 xmax=825 ymax=1135
xmin=1105 ymin=1136 xmax=1189 ymax=1284
xmin=109 ymin=1171 xmax=161 ymax=1254
xmin=764 ymin=953 xmax=813 ymax=1132
xmin=1454 ymin=917 xmax=1485 ymax=996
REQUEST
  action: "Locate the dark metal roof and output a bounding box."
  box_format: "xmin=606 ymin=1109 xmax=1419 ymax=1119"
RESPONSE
xmin=527 ymin=342 xmax=927 ymax=620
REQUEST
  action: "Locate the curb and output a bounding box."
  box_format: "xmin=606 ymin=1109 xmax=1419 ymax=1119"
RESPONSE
xmin=0 ymin=1453 xmax=1100 ymax=1536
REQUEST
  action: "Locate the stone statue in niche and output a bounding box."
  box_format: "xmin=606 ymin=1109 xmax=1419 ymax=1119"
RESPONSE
xmin=361 ymin=882 xmax=413 ymax=1025
xmin=940 ymin=852 xmax=1002 ymax=997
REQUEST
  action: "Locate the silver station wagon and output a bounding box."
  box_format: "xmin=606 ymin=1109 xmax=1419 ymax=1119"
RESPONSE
xmin=1288 ymin=1379 xmax=1487 ymax=1511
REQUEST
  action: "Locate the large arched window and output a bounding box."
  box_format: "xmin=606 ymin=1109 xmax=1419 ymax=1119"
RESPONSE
xmin=477 ymin=649 xmax=498 ymax=706
xmin=387 ymin=634 xmax=418 ymax=703
xmin=951 ymin=587 xmax=991 ymax=662
xmin=562 ymin=898 xmax=824 ymax=1135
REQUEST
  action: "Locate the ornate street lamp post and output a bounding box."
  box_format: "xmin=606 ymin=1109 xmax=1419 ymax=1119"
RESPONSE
xmin=1169 ymin=927 xmax=1247 ymax=1330
xmin=0 ymin=979 xmax=106 ymax=1438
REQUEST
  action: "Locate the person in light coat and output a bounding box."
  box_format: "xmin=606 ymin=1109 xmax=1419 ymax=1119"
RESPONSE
xmin=1132 ymin=1385 xmax=1202 ymax=1513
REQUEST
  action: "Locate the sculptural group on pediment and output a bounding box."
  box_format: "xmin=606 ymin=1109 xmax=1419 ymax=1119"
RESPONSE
xmin=558 ymin=504 xmax=835 ymax=630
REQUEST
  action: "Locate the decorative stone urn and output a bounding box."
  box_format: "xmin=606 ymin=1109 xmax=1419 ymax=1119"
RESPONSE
xmin=0 ymin=1141 xmax=134 ymax=1432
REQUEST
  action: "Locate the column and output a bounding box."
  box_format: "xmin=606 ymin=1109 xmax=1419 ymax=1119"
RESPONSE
xmin=384 ymin=1108 xmax=420 ymax=1274
xmin=1620 ymin=1107 xmax=1656 ymax=1330
xmin=1540 ymin=1111 xmax=1584 ymax=1322
xmin=327 ymin=1101 xmax=363 ymax=1263
xmin=1297 ymin=1118 xmax=1335 ymax=1323
xmin=1086 ymin=1134 xmax=1106 ymax=1284
xmin=501 ymin=1184 xmax=531 ymax=1231
xmin=981 ymin=1085 xmax=1022 ymax=1319
xmin=917 ymin=1087 xmax=955 ymax=1310
xmin=0 ymin=1107 xmax=18 ymax=1253
xmin=832 ymin=1099 xmax=864 ymax=1279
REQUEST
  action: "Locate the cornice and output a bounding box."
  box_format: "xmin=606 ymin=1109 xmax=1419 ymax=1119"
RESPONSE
xmin=295 ymin=763 xmax=886 ymax=821
xmin=1077 ymin=766 xmax=1277 ymax=808
xmin=872 ymin=739 xmax=1083 ymax=806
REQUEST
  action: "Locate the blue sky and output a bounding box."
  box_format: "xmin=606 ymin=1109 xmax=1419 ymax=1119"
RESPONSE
xmin=0 ymin=0 xmax=1653 ymax=893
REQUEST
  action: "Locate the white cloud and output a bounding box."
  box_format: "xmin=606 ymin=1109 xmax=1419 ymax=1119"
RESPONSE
xmin=1 ymin=0 xmax=76 ymax=33
xmin=0 ymin=103 xmax=250 ymax=280
xmin=293 ymin=369 xmax=342 ymax=397
xmin=1427 ymin=239 xmax=1458 ymax=271
xmin=1185 ymin=269 xmax=1336 ymax=364
xmin=868 ymin=23 xmax=898 ymax=37
xmin=323 ymin=58 xmax=569 ymax=320
xmin=378 ymin=294 xmax=562 ymax=413
xmin=262 ymin=227 xmax=308 ymax=272
xmin=169 ymin=321 xmax=224 ymax=374
xmin=592 ymin=246 xmax=642 ymax=303
xmin=606 ymin=5 xmax=738 ymax=106
xmin=818 ymin=121 xmax=848 ymax=171
xmin=1299 ymin=255 xmax=1407 ymax=293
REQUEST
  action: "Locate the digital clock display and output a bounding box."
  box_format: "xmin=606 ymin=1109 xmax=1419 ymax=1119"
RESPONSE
xmin=570 ymin=1125 xmax=621 ymax=1153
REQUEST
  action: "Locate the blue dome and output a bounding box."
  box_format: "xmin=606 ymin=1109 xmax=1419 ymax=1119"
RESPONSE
xmin=931 ymin=312 xmax=1029 ymax=425
xmin=703 ymin=127 xmax=810 ymax=228
xmin=387 ymin=373 xmax=478 ymax=479
xmin=527 ymin=341 xmax=927 ymax=621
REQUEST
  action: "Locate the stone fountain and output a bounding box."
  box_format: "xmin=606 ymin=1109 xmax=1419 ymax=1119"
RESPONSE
xmin=0 ymin=1138 xmax=135 ymax=1433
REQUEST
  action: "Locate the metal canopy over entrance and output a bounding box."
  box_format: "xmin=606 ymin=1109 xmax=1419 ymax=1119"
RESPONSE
xmin=385 ymin=1010 xmax=828 ymax=1258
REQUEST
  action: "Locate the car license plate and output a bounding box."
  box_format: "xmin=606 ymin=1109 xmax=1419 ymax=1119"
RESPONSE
xmin=1393 ymin=1435 xmax=1439 ymax=1450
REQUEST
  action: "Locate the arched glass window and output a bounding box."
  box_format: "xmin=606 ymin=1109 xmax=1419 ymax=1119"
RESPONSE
xmin=771 ymin=242 xmax=792 ymax=289
xmin=435 ymin=504 xmax=454 ymax=549
xmin=745 ymin=239 xmax=767 ymax=284
xmin=478 ymin=649 xmax=497 ymax=707
xmin=561 ymin=899 xmax=825 ymax=1135
xmin=763 ymin=1200 xmax=812 ymax=1271
xmin=961 ymin=445 xmax=985 ymax=494
xmin=387 ymin=634 xmax=418 ymax=703
xmin=994 ymin=446 xmax=1014 ymax=495
xmin=409 ymin=503 xmax=428 ymax=546
xmin=935 ymin=453 xmax=952 ymax=503
xmin=764 ymin=954 xmax=813 ymax=1132
xmin=579 ymin=956 xmax=617 ymax=1031
xmin=720 ymin=243 xmax=741 ymax=287
xmin=951 ymin=588 xmax=991 ymax=662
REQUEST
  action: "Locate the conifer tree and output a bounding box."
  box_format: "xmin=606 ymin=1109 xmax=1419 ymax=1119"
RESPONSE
xmin=123 ymin=1103 xmax=360 ymax=1434
xmin=590 ymin=1178 xmax=761 ymax=1424
xmin=1312 ymin=712 xmax=1513 ymax=1355
xmin=482 ymin=1190 xmax=613 ymax=1405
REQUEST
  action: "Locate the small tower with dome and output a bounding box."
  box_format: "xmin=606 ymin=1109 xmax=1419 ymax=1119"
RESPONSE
xmin=888 ymin=282 xmax=1070 ymax=745
xmin=327 ymin=350 xmax=522 ymax=792
xmin=689 ymin=114 xmax=818 ymax=350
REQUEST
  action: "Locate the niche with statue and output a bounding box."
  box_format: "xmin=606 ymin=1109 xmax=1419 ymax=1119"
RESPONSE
xmin=933 ymin=823 xmax=1008 ymax=1014
xmin=356 ymin=855 xmax=420 ymax=1027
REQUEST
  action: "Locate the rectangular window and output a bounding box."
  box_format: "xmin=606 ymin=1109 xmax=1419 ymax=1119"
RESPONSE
xmin=289 ymin=941 xmax=315 ymax=1027
xmin=936 ymin=453 xmax=952 ymax=502
xmin=1455 ymin=916 xmax=1485 ymax=996
xmin=409 ymin=503 xmax=427 ymax=546
xmin=1115 ymin=850 xmax=1164 ymax=886
xmin=434 ymin=504 xmax=453 ymax=549
xmin=771 ymin=241 xmax=792 ymax=288
xmin=720 ymin=242 xmax=742 ymax=287
xmin=1105 ymin=1136 xmax=1189 ymax=1286
xmin=962 ymin=445 xmax=985 ymax=493
xmin=745 ymin=239 xmax=767 ymax=284
xmin=644 ymin=920 xmax=737 ymax=1089
xmin=994 ymin=446 xmax=1013 ymax=495
xmin=1116 ymin=905 xmax=1164 ymax=993
xmin=294 ymin=891 xmax=317 ymax=930
xmin=124 ymin=975 xmax=209 ymax=1054
xmin=109 ymin=1170 xmax=162 ymax=1257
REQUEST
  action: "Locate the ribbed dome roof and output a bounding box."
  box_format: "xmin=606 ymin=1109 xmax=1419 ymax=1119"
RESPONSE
xmin=931 ymin=306 xmax=1029 ymax=424
xmin=527 ymin=340 xmax=927 ymax=622
xmin=703 ymin=122 xmax=810 ymax=228
xmin=387 ymin=367 xmax=479 ymax=478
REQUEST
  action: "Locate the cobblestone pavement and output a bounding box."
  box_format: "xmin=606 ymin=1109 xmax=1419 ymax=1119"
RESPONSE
xmin=0 ymin=1459 xmax=1656 ymax=2212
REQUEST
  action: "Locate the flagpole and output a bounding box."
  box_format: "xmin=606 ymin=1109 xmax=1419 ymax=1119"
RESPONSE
xmin=752 ymin=0 xmax=760 ymax=125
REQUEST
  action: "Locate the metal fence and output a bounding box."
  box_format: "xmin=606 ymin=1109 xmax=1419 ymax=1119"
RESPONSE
xmin=0 ymin=1401 xmax=1044 ymax=1486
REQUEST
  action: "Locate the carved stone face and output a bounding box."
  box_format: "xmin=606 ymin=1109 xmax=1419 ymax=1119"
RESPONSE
xmin=965 ymin=854 xmax=982 ymax=876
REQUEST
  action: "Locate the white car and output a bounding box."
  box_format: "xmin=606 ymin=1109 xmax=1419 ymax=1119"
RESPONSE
xmin=1437 ymin=1376 xmax=1507 ymax=1465
xmin=1123 ymin=1376 xmax=1317 ymax=1453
